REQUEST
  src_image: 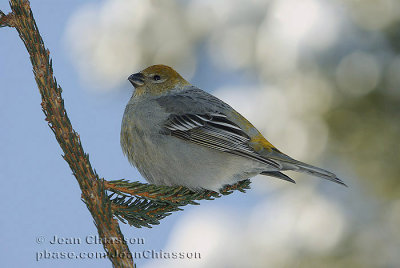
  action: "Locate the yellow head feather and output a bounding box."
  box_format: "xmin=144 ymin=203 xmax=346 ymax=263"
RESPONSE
xmin=132 ymin=64 xmax=190 ymax=96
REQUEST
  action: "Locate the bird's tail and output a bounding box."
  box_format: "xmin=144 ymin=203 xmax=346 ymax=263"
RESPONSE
xmin=261 ymin=150 xmax=347 ymax=186
xmin=288 ymin=160 xmax=347 ymax=186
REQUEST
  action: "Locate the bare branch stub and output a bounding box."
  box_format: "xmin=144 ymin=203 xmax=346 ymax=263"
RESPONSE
xmin=0 ymin=11 xmax=15 ymax=27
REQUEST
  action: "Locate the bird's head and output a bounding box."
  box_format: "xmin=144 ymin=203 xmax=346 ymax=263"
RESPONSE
xmin=128 ymin=64 xmax=190 ymax=97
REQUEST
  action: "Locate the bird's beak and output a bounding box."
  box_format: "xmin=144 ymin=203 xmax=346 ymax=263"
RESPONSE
xmin=128 ymin=73 xmax=145 ymax=87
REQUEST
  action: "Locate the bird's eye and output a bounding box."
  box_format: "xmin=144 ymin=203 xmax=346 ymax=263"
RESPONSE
xmin=153 ymin=75 xmax=161 ymax=81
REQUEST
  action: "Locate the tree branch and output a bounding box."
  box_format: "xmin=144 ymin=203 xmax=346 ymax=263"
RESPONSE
xmin=1 ymin=1 xmax=134 ymax=267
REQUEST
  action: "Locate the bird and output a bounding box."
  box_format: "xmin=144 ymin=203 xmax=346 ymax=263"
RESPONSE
xmin=121 ymin=64 xmax=346 ymax=191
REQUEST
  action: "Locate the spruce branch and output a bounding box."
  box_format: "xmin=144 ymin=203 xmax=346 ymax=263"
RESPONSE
xmin=2 ymin=1 xmax=134 ymax=267
xmin=106 ymin=179 xmax=251 ymax=228
xmin=2 ymin=1 xmax=252 ymax=267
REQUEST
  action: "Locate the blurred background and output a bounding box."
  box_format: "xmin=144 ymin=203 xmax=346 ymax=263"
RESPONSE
xmin=1 ymin=0 xmax=399 ymax=267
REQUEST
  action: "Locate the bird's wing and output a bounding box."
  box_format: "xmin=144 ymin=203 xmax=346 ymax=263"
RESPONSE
xmin=163 ymin=112 xmax=281 ymax=169
xmin=156 ymin=88 xmax=346 ymax=186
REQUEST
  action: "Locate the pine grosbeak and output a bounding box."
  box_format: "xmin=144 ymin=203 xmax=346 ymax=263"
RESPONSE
xmin=121 ymin=64 xmax=346 ymax=191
